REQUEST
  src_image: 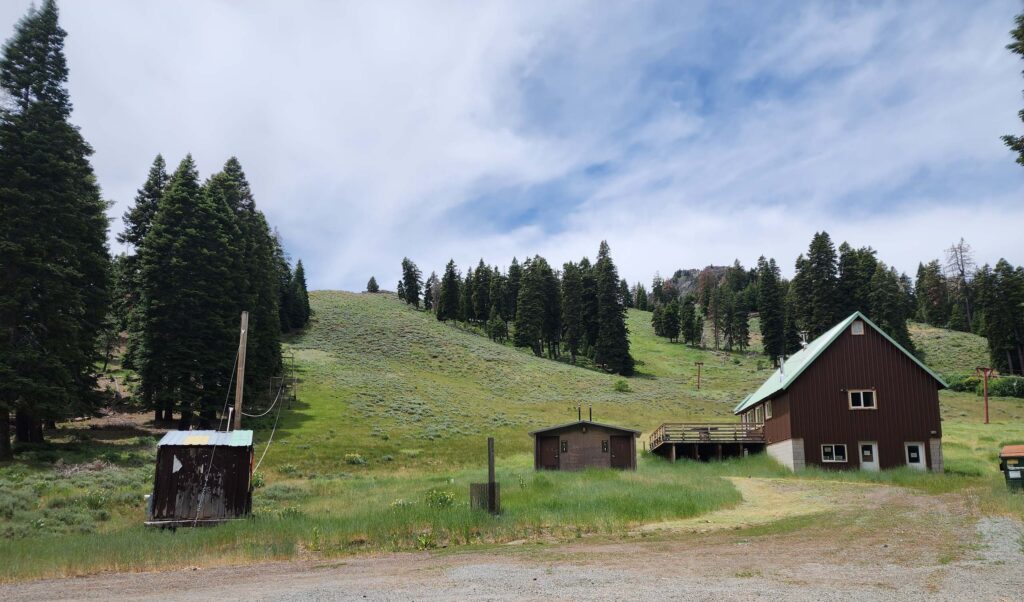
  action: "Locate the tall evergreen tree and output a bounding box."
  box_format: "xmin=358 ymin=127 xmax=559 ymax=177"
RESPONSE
xmin=0 ymin=0 xmax=111 ymax=448
xmin=634 ymin=283 xmax=649 ymax=311
xmin=506 ymin=257 xmax=522 ymax=320
xmin=396 ymin=280 xmax=406 ymax=301
xmin=561 ymin=261 xmax=585 ymax=363
xmin=274 ymin=233 xmax=295 ymax=332
xmin=423 ymin=272 xmax=437 ymax=310
xmin=513 ymin=257 xmax=545 ymax=356
xmin=488 ymin=268 xmax=508 ymax=323
xmin=138 ymin=156 xmax=239 ymax=428
xmin=486 ymin=305 xmax=508 ymax=343
xmin=837 ymin=243 xmax=878 ymax=317
xmin=579 ymin=257 xmax=600 ymax=352
xmin=205 ymin=157 xmax=283 ymax=408
xmin=757 ymin=257 xmax=786 ymax=364
xmin=976 ymin=260 xmax=1024 ymax=374
xmin=459 ymin=268 xmax=474 ymax=322
xmin=915 ymin=260 xmax=950 ymax=327
xmin=782 ymin=285 xmax=803 ymax=355
xmin=680 ymin=294 xmax=700 ymax=346
xmin=1003 ymin=12 xmax=1024 ymax=165
xmin=290 ymin=260 xmax=311 ymax=327
xmin=663 ymin=299 xmax=682 ymax=342
xmin=593 ymin=242 xmax=634 ymax=375
xmin=799 ymin=231 xmax=841 ymax=336
xmin=117 ymin=156 xmax=169 ymax=369
xmin=436 ymin=260 xmax=460 ymax=321
xmin=620 ymin=279 xmax=633 ymax=308
xmin=868 ymin=263 xmax=915 ymax=353
xmin=366 ymin=276 xmax=380 ymax=293
xmin=472 ymin=259 xmax=491 ymax=320
xmin=400 ymin=257 xmax=422 ymax=308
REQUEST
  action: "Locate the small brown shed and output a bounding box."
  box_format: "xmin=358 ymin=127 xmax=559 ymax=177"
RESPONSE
xmin=530 ymin=420 xmax=639 ymax=471
xmin=147 ymin=430 xmax=254 ymax=526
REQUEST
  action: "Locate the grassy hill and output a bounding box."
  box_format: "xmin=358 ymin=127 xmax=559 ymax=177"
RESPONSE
xmin=2 ymin=289 xmax=1022 ymax=581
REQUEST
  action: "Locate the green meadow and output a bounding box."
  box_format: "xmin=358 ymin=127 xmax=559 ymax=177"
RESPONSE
xmin=1 ymin=290 xmax=1022 ymax=581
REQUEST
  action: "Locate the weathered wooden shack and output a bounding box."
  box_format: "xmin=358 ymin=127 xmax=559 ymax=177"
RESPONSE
xmin=732 ymin=312 xmax=947 ymax=471
xmin=530 ymin=420 xmax=639 ymax=471
xmin=147 ymin=430 xmax=254 ymax=526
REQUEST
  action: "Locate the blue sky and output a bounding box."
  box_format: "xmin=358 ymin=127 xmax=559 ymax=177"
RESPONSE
xmin=2 ymin=1 xmax=1022 ymax=289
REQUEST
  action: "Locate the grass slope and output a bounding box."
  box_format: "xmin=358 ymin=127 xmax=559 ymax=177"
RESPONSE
xmin=2 ymin=290 xmax=1023 ymax=581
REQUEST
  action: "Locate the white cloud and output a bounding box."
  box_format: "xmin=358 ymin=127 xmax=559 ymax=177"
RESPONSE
xmin=1 ymin=0 xmax=1021 ymax=290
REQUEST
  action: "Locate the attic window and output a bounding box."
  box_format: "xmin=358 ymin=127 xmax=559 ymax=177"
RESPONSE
xmin=851 ymin=320 xmax=865 ymax=335
xmin=849 ymin=390 xmax=876 ymax=409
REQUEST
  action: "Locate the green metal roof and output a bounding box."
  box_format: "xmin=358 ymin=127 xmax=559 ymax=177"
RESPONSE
xmin=733 ymin=312 xmax=947 ymax=415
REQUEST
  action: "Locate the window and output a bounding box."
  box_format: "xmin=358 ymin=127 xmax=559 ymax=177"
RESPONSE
xmin=560 ymin=441 xmax=568 ymax=453
xmin=601 ymin=440 xmax=609 ymax=453
xmin=849 ymin=390 xmax=876 ymax=409
xmin=851 ymin=320 xmax=865 ymax=335
xmin=821 ymin=444 xmax=848 ymax=463
xmin=765 ymin=400 xmax=773 ymax=419
xmin=755 ymin=405 xmax=763 ymax=423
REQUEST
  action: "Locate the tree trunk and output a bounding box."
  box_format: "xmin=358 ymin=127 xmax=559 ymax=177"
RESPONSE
xmin=14 ymin=410 xmax=43 ymax=444
xmin=0 ymin=408 xmax=11 ymax=460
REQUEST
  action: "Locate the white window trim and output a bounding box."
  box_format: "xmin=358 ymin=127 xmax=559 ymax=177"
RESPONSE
xmin=765 ymin=400 xmax=773 ymax=419
xmin=821 ymin=444 xmax=848 ymax=463
xmin=755 ymin=405 xmax=763 ymax=423
xmin=851 ymin=320 xmax=865 ymax=335
xmin=848 ymin=389 xmax=877 ymax=410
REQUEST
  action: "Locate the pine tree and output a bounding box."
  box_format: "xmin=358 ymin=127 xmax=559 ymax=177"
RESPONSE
xmin=488 ymin=268 xmax=507 ymax=323
xmin=837 ymin=243 xmax=877 ymax=317
xmin=539 ymin=261 xmax=562 ymax=358
xmin=506 ymin=257 xmax=522 ymax=321
xmin=513 ymin=257 xmax=545 ymax=356
xmin=1003 ymin=12 xmax=1024 ymax=165
xmin=976 ymin=260 xmax=1024 ymax=374
xmin=459 ymin=268 xmax=474 ymax=322
xmin=0 ymin=0 xmax=111 ymax=448
xmin=620 ymin=279 xmax=633 ymax=308
xmin=593 ymin=242 xmax=634 ymax=375
xmin=366 ymin=276 xmax=379 ymax=293
xmin=579 ymin=257 xmax=599 ymax=352
xmin=651 ymin=305 xmax=666 ymax=337
xmin=680 ymin=294 xmax=699 ymax=346
xmin=915 ymin=260 xmax=950 ymax=326
xmin=423 ymin=272 xmax=437 ymax=310
xmin=802 ymin=232 xmax=841 ymax=336
xmin=138 ymin=156 xmax=239 ymax=428
xmin=868 ymin=264 xmax=915 ymax=353
xmin=486 ymin=305 xmax=508 ymax=343
xmin=400 ymin=257 xmax=422 ymax=308
xmin=290 ymin=260 xmax=310 ymax=327
xmin=634 ymin=283 xmax=649 ymax=311
xmin=561 ymin=261 xmax=585 ymax=363
xmin=274 ymin=233 xmax=295 ymax=332
xmin=205 ymin=158 xmax=283 ymax=408
xmin=783 ymin=285 xmax=803 ymax=355
xmin=437 ymin=260 xmax=460 ymax=321
xmin=757 ymin=256 xmax=786 ymax=364
xmin=396 ymin=280 xmax=406 ymax=301
xmin=117 ymin=155 xmax=169 ymax=370
xmin=663 ymin=299 xmax=681 ymax=342
xmin=472 ymin=259 xmax=491 ymax=320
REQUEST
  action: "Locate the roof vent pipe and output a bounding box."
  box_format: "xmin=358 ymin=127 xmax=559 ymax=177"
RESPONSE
xmin=577 ymin=405 xmax=581 ymax=421
xmin=589 ymin=406 xmax=592 ymax=422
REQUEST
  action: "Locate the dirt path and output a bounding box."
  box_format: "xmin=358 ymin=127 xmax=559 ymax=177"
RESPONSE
xmin=3 ymin=479 xmax=1021 ymax=601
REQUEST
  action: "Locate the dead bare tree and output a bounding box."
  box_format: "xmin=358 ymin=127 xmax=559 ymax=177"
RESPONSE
xmin=944 ymin=238 xmax=976 ymax=327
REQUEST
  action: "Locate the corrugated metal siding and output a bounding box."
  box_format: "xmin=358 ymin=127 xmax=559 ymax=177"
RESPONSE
xmin=157 ymin=430 xmax=253 ymax=447
xmin=152 ymin=445 xmax=253 ymax=521
xmin=763 ymin=393 xmax=791 ymax=444
xmin=788 ymin=324 xmax=942 ymax=470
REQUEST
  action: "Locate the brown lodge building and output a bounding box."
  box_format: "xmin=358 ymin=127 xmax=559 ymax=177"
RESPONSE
xmin=733 ymin=312 xmax=947 ymax=472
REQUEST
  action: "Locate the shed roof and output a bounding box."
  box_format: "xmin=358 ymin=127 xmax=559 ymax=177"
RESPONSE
xmin=157 ymin=430 xmax=253 ymax=447
xmin=1001 ymin=445 xmax=1024 ymax=458
xmin=529 ymin=420 xmax=640 ymax=437
xmin=733 ymin=311 xmax=947 ymax=415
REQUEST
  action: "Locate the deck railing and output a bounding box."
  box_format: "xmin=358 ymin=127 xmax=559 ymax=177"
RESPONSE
xmin=650 ymin=422 xmax=765 ymax=450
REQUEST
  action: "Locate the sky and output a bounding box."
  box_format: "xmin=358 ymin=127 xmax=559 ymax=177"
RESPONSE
xmin=2 ymin=1 xmax=1023 ymax=290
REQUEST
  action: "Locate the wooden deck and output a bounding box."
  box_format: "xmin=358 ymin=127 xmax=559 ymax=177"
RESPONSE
xmin=649 ymin=422 xmax=765 ymax=462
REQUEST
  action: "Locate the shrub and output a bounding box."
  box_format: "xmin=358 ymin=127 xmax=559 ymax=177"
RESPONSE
xmin=613 ymin=380 xmax=631 ymax=393
xmin=987 ymin=376 xmax=1024 ymax=399
xmin=277 ymin=463 xmax=299 ymax=476
xmin=380 ymin=455 xmax=394 ymax=463
xmin=251 ymin=471 xmax=266 ymax=488
xmin=947 ymin=375 xmax=981 ymax=393
xmin=344 ymin=453 xmax=367 ymax=465
xmin=0 ymin=489 xmax=35 ymax=519
xmin=424 ymin=489 xmax=455 ymax=509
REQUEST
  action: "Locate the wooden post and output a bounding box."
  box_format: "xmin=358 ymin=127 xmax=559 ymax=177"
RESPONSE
xmin=669 ymin=444 xmax=676 ymax=463
xmin=487 ymin=437 xmax=498 ymax=515
xmin=977 ymin=367 xmax=993 ymax=425
xmin=232 ymin=311 xmax=249 ymax=431
xmin=695 ymin=362 xmax=703 ymax=390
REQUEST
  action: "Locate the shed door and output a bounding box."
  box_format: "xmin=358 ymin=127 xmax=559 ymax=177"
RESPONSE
xmin=610 ymin=436 xmax=631 ymax=469
xmin=539 ymin=436 xmax=560 ymax=470
xmin=905 ymin=442 xmax=926 ymax=471
xmin=858 ymin=442 xmax=879 ymax=472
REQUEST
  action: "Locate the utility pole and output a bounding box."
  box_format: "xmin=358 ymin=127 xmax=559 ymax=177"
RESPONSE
xmin=232 ymin=311 xmax=249 ymax=431
xmin=695 ymin=361 xmax=704 ymax=390
xmin=977 ymin=367 xmax=994 ymax=425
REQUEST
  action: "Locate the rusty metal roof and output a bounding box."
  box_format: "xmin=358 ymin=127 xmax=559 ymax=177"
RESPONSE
xmin=1000 ymin=445 xmax=1024 ymax=458
xmin=157 ymin=430 xmax=253 ymax=447
xmin=529 ymin=420 xmax=640 ymax=436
